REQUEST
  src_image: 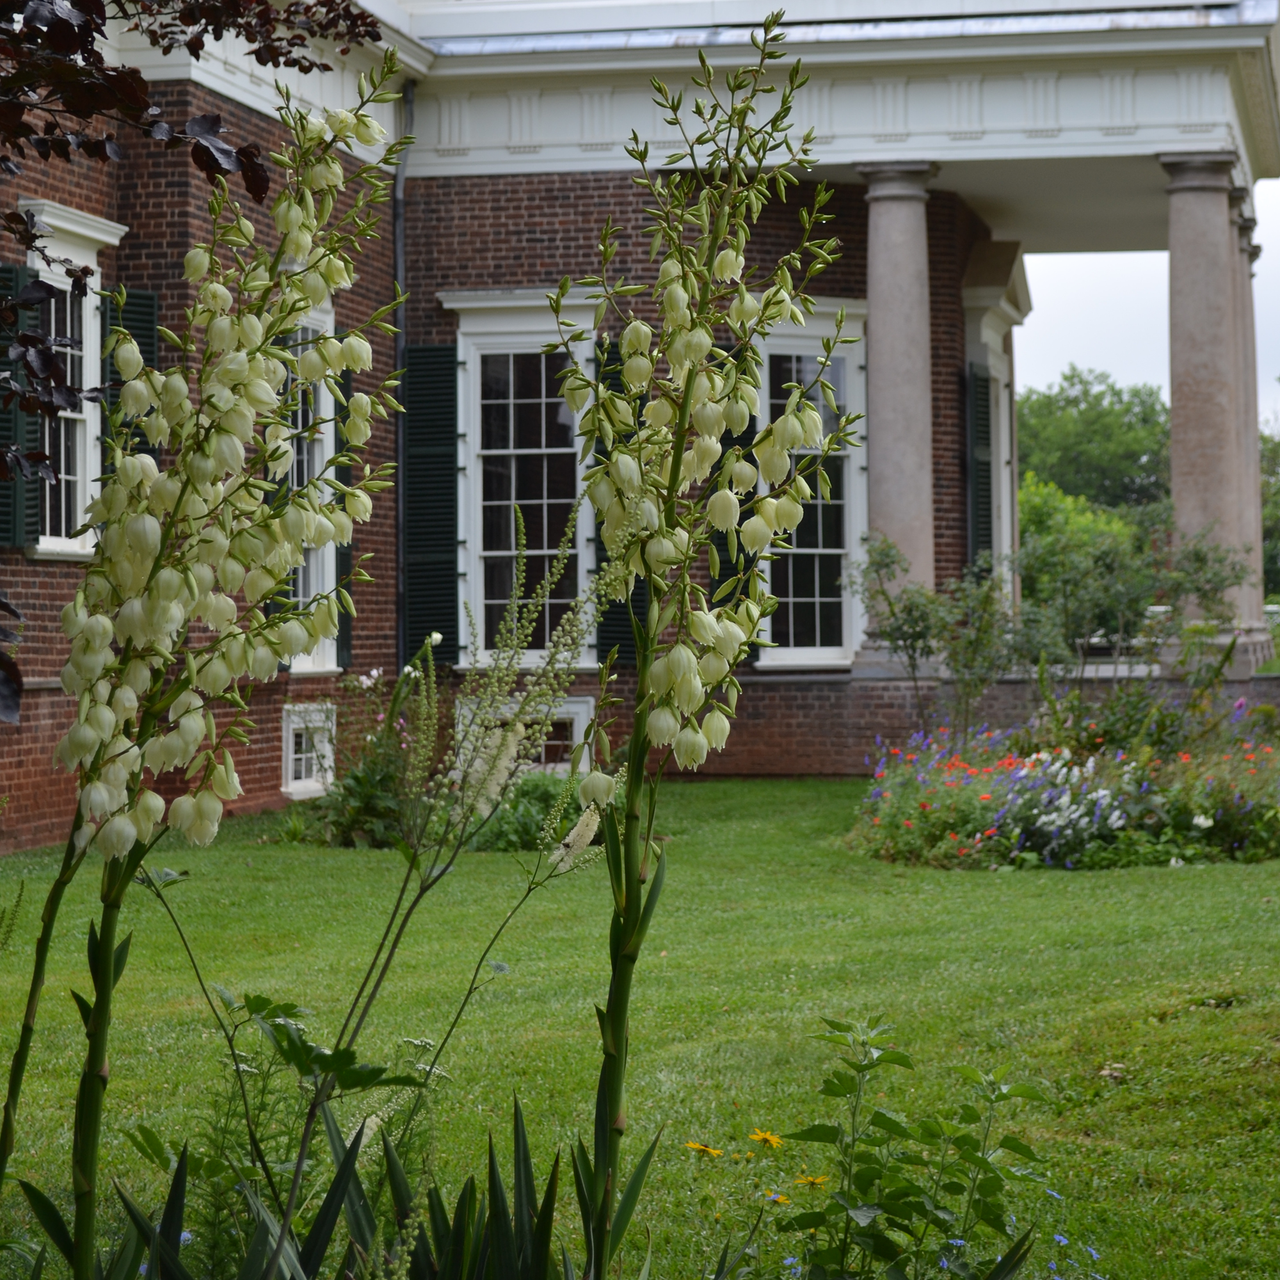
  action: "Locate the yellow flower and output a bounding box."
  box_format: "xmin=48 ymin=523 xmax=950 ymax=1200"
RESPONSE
xmin=794 ymin=1175 xmax=828 ymax=1190
xmin=750 ymin=1129 xmax=784 ymax=1148
xmin=685 ymin=1141 xmax=723 ymax=1157
xmin=765 ymin=1190 xmax=791 ymax=1205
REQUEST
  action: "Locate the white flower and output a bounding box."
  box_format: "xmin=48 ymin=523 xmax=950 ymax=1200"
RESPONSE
xmin=702 ymin=708 xmax=730 ymax=750
xmin=342 ymin=333 xmax=373 ymax=372
xmin=673 ymin=724 xmax=709 ymax=770
xmin=707 ymin=488 xmax=739 ymax=533
xmin=550 ymin=807 xmax=601 ymax=873
xmin=621 ymin=319 xmax=652 ymax=357
xmin=740 ymin=515 xmax=772 ymax=556
xmin=647 ymin=705 xmax=680 ymax=747
xmin=114 ymin=340 xmax=144 ymax=381
xmin=713 ymin=247 xmax=744 ymax=282
xmin=579 ymin=770 xmax=615 ymax=809
xmin=622 ymin=355 xmax=653 ymax=389
xmin=182 ymin=248 xmax=210 ymax=282
xmin=1192 ymin=814 xmax=1214 ymax=830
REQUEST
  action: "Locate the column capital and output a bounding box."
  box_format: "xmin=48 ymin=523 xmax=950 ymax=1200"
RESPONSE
xmin=1159 ymin=151 xmax=1238 ymax=194
xmin=857 ymin=161 xmax=938 ymax=202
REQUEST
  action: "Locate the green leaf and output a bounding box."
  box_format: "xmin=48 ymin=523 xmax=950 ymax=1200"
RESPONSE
xmin=997 ymin=1136 xmax=1043 ymax=1163
xmin=1004 ymin=1084 xmax=1051 ymax=1105
xmin=17 ymin=1183 xmax=72 ymax=1266
xmin=873 ymin=1050 xmax=914 ymax=1070
xmin=113 ymin=932 xmax=133 ymax=989
xmin=299 ymin=1121 xmax=365 ymax=1280
xmin=607 ymin=1128 xmax=661 ymax=1264
xmin=234 ymin=1221 xmax=272 ymax=1280
xmin=530 ymin=1152 xmax=559 ymax=1280
xmin=781 ymin=1124 xmax=841 ymax=1145
xmin=321 ymin=1105 xmax=376 ymax=1257
xmin=238 ymin=1186 xmax=308 ymax=1280
xmin=70 ymin=990 xmax=93 ymax=1033
xmin=980 ymin=1227 xmax=1035 ymax=1279
xmin=112 ymin=1183 xmax=199 ymax=1280
xmin=868 ymin=1111 xmax=914 ymax=1141
xmin=511 ymin=1097 xmax=537 ymax=1267
xmin=954 ymin=1065 xmax=986 ymax=1086
xmin=158 ymin=1147 xmax=188 ymax=1265
xmin=485 ymin=1135 xmax=518 ymax=1280
xmin=126 ymin=1125 xmax=172 ymax=1172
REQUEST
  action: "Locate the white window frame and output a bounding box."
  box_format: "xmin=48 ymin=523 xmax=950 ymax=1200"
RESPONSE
xmin=18 ymin=200 xmax=127 ymax=562
xmin=287 ymin=305 xmax=341 ymax=676
xmin=281 ymin=700 xmax=336 ymax=799
xmin=455 ymin=693 xmax=595 ymax=775
xmin=754 ymin=298 xmax=868 ymax=670
xmin=439 ymin=289 xmax=597 ymax=670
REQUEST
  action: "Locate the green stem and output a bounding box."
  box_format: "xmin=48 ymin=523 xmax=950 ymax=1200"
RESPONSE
xmin=0 ymin=831 xmax=86 ymax=1186
xmin=594 ymin=630 xmax=655 ymax=1272
xmin=71 ymin=880 xmax=123 ymax=1280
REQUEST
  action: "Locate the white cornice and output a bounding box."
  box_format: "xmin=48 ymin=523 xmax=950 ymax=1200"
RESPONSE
xmin=18 ymin=199 xmax=128 ymax=250
xmin=438 ymin=287 xmax=596 ymax=334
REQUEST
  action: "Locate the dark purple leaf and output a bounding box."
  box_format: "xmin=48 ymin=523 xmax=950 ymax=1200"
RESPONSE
xmin=148 ymin=120 xmax=173 ymax=141
xmin=184 ymin=112 xmax=223 ymax=138
xmin=15 ymin=278 xmax=58 ymax=305
xmin=0 ymin=588 xmax=22 ymax=623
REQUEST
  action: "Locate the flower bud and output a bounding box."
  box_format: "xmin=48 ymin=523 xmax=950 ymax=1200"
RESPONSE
xmin=348 ymin=391 xmax=372 ymax=421
xmin=740 ymin=514 xmax=772 ymax=556
xmin=239 ymin=314 xmax=264 ymax=348
xmin=133 ymin=789 xmax=165 ymax=841
xmin=673 ymin=724 xmax=709 ymax=770
xmin=114 ymin=340 xmax=144 ymax=381
xmin=644 ymin=536 xmax=678 ymax=572
xmin=97 ymin=812 xmax=138 ymax=860
xmin=707 ymin=488 xmax=740 ymax=533
xmin=800 ymin=403 xmax=823 ymax=448
xmin=355 ymin=114 xmax=388 ymax=146
xmin=346 ymin=489 xmax=373 ymax=523
xmin=646 ymin=704 xmax=680 ymax=747
xmin=702 ymin=708 xmax=731 ymax=750
xmin=728 ymin=292 xmax=760 ymax=326
xmin=662 ymin=283 xmax=689 ymax=321
xmin=245 ymin=379 xmax=279 ymax=412
xmin=579 ymin=770 xmax=615 ymax=809
xmin=344 ymin=416 xmax=372 ymax=447
xmin=648 ymin=654 xmax=672 ymax=696
xmin=183 ymin=248 xmax=210 ymax=282
xmin=563 ymin=372 xmax=592 ymax=414
xmin=298 ymin=347 xmax=327 ymax=382
xmin=775 ymin=493 xmax=804 ymax=531
xmin=724 ymin=400 xmax=750 ymax=436
xmin=207 ymin=315 xmax=235 ymax=353
xmin=609 ymin=453 xmax=641 ymax=494
xmin=714 ymin=617 xmax=746 ymax=659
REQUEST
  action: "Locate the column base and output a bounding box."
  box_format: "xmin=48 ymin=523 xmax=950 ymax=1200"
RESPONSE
xmin=1157 ymin=625 xmax=1275 ymax=678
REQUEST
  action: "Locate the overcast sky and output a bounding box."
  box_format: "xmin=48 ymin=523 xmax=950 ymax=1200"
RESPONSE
xmin=1014 ymin=177 xmax=1280 ymax=429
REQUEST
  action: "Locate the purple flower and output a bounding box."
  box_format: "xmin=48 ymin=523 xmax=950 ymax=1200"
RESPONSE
xmin=875 ymin=734 xmax=882 ymax=746
xmin=1054 ymin=1235 xmax=1068 ymax=1245
xmin=1045 ymin=1188 xmax=1063 ymax=1200
xmin=1086 ymin=1247 xmax=1100 ymax=1261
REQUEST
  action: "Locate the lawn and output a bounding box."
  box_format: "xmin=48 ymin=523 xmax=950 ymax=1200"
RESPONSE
xmin=0 ymin=777 xmax=1277 ymax=1279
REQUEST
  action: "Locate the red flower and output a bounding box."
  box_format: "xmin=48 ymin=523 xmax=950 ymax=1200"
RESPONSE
xmin=948 ymin=832 xmax=958 ymax=840
xmin=979 ymin=794 xmax=992 ymax=801
xmin=985 ymin=827 xmax=998 ymax=836
xmin=903 ymin=820 xmax=914 ymax=828
xmin=919 ymin=801 xmax=931 ymax=811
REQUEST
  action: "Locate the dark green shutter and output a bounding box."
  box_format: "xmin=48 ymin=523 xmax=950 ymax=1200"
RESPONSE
xmin=102 ymin=290 xmax=159 ymax=410
xmin=404 ymin=345 xmax=458 ymax=663
xmin=0 ymin=264 xmax=36 ymax=548
xmin=593 ymin=345 xmax=645 ymax=664
xmin=335 ymin=368 xmax=353 ymax=669
xmin=967 ymin=362 xmax=993 ymax=563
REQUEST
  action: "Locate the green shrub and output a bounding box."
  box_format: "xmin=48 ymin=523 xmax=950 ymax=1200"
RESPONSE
xmin=468 ymin=770 xmax=583 ymax=852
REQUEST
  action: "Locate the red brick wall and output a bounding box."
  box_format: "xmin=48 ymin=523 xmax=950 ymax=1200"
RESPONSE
xmin=0 ymin=82 xmax=401 ymax=852
xmin=403 ymin=171 xmax=983 ymax=587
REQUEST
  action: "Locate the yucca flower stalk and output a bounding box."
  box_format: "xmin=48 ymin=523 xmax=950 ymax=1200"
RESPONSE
xmin=549 ymin=14 xmax=861 ymax=1274
xmin=0 ymin=52 xmax=404 ymax=1280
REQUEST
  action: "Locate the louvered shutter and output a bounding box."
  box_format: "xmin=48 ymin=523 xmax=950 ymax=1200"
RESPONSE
xmin=0 ymin=264 xmax=36 ymax=548
xmin=967 ymin=362 xmax=993 ymax=563
xmin=403 ymin=345 xmax=458 ymax=663
xmin=593 ymin=345 xmax=646 ymax=664
xmin=335 ymin=367 xmax=353 ymax=669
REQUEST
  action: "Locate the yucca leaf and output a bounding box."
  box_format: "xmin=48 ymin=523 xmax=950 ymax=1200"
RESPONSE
xmin=427 ymin=1187 xmax=451 ymax=1265
xmin=157 ymin=1146 xmax=188 ymax=1273
xmin=112 ymin=1184 xmax=197 ymax=1280
xmin=17 ymin=1182 xmax=72 ymax=1266
xmin=980 ymin=1228 xmax=1035 ymax=1280
xmin=606 ymin=1130 xmax=661 ymax=1266
xmin=468 ymin=1195 xmax=489 ymax=1280
xmin=238 ymin=1184 xmax=308 ymax=1280
xmin=322 ymin=1105 xmax=376 ymax=1256
xmin=529 ymin=1152 xmax=559 ymax=1280
xmin=380 ymin=1130 xmax=435 ymax=1280
xmin=511 ymin=1097 xmax=537 ymax=1267
xmin=486 ymin=1137 xmax=518 ymax=1279
xmin=104 ymin=1227 xmax=144 ymax=1280
xmin=299 ymin=1121 xmax=365 ymax=1279
xmin=235 ymin=1222 xmax=272 ymax=1280
xmin=569 ymin=1141 xmax=594 ymax=1256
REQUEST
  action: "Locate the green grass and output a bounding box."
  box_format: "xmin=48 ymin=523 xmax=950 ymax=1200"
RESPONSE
xmin=0 ymin=777 xmax=1278 ymax=1278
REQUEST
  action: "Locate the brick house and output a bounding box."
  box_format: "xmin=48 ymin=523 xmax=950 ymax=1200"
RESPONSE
xmin=2 ymin=1 xmax=1278 ymax=848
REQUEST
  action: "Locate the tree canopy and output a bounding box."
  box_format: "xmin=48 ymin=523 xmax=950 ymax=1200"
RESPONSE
xmin=1017 ymin=364 xmax=1170 ymax=508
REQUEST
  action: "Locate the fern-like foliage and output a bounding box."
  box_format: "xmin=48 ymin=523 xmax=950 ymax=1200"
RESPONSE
xmin=0 ymin=880 xmax=24 ymax=954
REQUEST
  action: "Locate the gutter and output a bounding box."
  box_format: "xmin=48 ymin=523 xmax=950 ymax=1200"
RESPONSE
xmin=419 ymin=1 xmax=1279 ymax=58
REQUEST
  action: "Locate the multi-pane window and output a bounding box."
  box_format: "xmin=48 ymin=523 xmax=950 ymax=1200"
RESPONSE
xmin=38 ymin=286 xmax=86 ymax=540
xmin=768 ymin=353 xmax=847 ymax=650
xmin=288 ymin=326 xmax=329 ymax=608
xmin=292 ymin=725 xmax=318 ymax=782
xmin=479 ymin=351 xmax=577 ymax=649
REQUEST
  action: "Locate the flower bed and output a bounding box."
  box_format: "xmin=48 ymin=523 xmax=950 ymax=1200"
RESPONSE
xmin=855 ymin=728 xmax=1280 ymax=869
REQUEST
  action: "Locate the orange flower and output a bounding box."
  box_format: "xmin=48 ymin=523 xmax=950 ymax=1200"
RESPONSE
xmin=979 ymin=794 xmax=992 ymax=801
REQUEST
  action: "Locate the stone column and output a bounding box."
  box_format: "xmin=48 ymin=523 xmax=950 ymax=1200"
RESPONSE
xmin=1233 ymin=200 xmax=1265 ymax=625
xmin=1161 ymin=153 xmax=1248 ymax=615
xmin=858 ymin=162 xmax=936 ymax=586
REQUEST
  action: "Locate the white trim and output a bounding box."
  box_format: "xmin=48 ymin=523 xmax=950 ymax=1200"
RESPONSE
xmin=454 ymin=693 xmax=596 ymax=773
xmin=17 ymin=200 xmax=127 ymax=254
xmin=440 ymin=290 xmax=597 ymax=669
xmin=281 ymin=701 xmax=336 ymax=800
xmin=752 ymin=298 xmax=868 ymax=671
xmin=25 ymin=539 xmax=95 ymax=563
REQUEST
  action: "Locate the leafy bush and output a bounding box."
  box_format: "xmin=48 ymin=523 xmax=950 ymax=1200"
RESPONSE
xmin=855 ymin=725 xmax=1280 ymax=870
xmin=769 ymin=1018 xmax=1045 ymax=1279
xmin=468 ymin=770 xmax=583 ymax=852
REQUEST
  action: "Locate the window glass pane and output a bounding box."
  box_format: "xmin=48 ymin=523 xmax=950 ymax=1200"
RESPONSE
xmin=480 ymin=351 xmax=579 ymax=648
